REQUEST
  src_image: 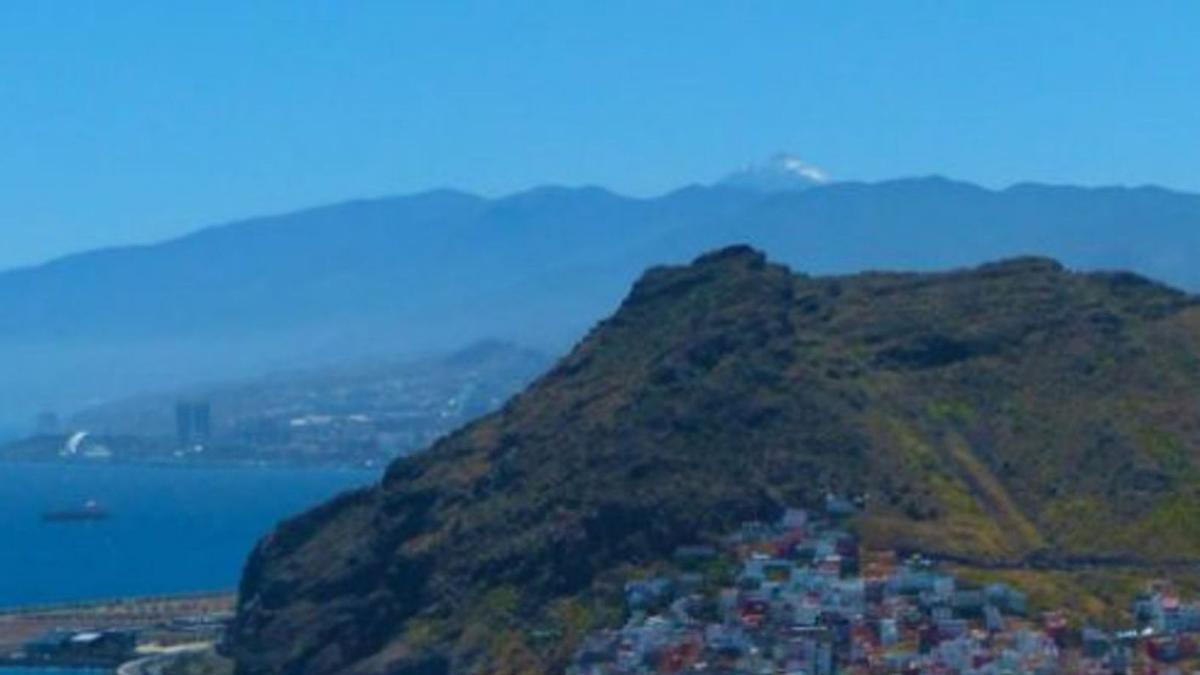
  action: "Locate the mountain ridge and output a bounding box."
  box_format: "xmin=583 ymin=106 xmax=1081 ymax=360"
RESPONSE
xmin=3 ymin=175 xmax=1200 ymax=429
xmin=227 ymin=246 xmax=1200 ymax=675
xmin=12 ymin=176 xmax=1200 ymax=278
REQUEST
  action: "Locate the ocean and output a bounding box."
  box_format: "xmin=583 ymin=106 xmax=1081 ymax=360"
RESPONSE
xmin=0 ymin=462 xmax=378 ymax=608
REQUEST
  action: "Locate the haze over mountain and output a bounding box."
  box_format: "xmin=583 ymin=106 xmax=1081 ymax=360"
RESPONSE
xmin=0 ymin=340 xmax=547 ymax=466
xmin=3 ymin=159 xmax=1199 ymax=428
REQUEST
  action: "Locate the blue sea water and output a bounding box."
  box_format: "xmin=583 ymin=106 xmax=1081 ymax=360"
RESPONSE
xmin=0 ymin=463 xmax=378 ymax=608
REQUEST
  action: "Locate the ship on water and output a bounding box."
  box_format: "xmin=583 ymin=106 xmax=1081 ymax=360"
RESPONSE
xmin=42 ymin=499 xmax=109 ymax=523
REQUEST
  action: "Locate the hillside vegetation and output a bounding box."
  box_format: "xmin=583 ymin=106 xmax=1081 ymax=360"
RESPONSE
xmin=228 ymin=247 xmax=1200 ymax=675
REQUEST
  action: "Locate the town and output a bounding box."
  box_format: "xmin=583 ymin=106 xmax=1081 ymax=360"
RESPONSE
xmin=569 ymin=501 xmax=1200 ymax=674
xmin=0 ymin=341 xmax=547 ymax=467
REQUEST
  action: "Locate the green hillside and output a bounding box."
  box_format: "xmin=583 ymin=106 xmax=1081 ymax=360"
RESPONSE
xmin=228 ymin=247 xmax=1200 ymax=675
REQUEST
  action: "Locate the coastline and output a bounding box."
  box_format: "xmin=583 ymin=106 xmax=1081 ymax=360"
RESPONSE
xmin=0 ymin=457 xmax=386 ymax=472
xmin=0 ymin=593 xmax=234 ymax=673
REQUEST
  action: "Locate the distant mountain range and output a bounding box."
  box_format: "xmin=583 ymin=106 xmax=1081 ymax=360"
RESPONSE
xmin=3 ymin=161 xmax=1199 ymax=427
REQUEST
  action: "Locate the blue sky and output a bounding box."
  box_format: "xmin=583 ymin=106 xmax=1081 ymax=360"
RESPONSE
xmin=0 ymin=1 xmax=1196 ymax=269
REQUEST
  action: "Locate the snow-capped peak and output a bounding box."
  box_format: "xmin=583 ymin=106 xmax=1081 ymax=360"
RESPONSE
xmin=771 ymin=154 xmax=830 ymax=183
xmin=719 ymin=153 xmax=831 ymax=192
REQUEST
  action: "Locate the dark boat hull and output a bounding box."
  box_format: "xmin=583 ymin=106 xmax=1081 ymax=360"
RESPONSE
xmin=42 ymin=508 xmax=109 ymax=523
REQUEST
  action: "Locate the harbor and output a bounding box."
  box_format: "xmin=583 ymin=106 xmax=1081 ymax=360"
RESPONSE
xmin=0 ymin=463 xmax=372 ymax=673
xmin=0 ymin=592 xmax=233 ymax=671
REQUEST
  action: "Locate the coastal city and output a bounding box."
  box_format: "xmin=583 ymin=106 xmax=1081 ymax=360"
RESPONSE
xmin=569 ymin=501 xmax=1200 ymax=674
xmin=0 ymin=342 xmax=545 ymax=467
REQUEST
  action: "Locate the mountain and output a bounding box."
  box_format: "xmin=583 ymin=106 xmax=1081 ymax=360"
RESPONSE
xmin=718 ymin=153 xmax=831 ymax=191
xmin=4 ymin=168 xmax=1200 ymax=428
xmin=227 ymin=247 xmax=1200 ymax=675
